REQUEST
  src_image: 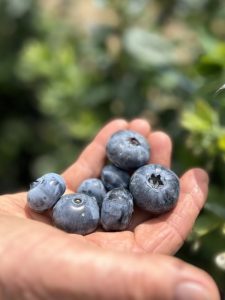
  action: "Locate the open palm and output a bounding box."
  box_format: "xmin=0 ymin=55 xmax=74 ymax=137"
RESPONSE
xmin=0 ymin=119 xmax=219 ymax=300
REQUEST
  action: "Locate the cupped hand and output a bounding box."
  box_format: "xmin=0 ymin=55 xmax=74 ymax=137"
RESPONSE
xmin=0 ymin=119 xmax=220 ymax=299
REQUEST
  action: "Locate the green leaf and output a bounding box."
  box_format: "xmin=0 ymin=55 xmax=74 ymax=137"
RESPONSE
xmin=200 ymin=43 xmax=225 ymax=68
xmin=195 ymin=100 xmax=218 ymax=126
xmin=217 ymin=134 xmax=225 ymax=151
xmin=6 ymin=0 xmax=33 ymax=18
xmin=193 ymin=211 xmax=223 ymax=237
xmin=214 ymin=251 xmax=225 ymax=271
xmin=181 ymin=111 xmax=212 ymax=133
xmin=66 ymin=111 xmax=101 ymax=140
xmin=205 ymin=202 xmax=225 ymax=220
xmin=215 ymin=83 xmax=225 ymax=96
xmin=181 ymin=100 xmax=219 ymax=133
xmin=205 ymin=186 xmax=225 ymax=220
xmin=123 ymin=28 xmax=174 ymax=67
xmin=17 ymin=41 xmax=52 ymax=80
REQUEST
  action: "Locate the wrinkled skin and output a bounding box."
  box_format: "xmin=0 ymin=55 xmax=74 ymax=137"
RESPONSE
xmin=0 ymin=119 xmax=220 ymax=300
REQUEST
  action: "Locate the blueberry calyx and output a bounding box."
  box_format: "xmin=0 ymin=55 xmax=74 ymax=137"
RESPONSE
xmin=129 ymin=164 xmax=180 ymax=214
xmin=148 ymin=174 xmax=164 ymax=189
xmin=72 ymin=198 xmax=82 ymax=204
xmin=129 ymin=137 xmax=140 ymax=146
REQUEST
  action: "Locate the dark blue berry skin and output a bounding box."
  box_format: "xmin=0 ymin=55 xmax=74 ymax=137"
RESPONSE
xmin=77 ymin=178 xmax=106 ymax=208
xmin=101 ymin=188 xmax=134 ymax=231
xmin=129 ymin=164 xmax=180 ymax=214
xmin=53 ymin=193 xmax=100 ymax=235
xmin=27 ymin=173 xmax=66 ymax=212
xmin=101 ymin=164 xmax=130 ymax=191
xmin=106 ymin=130 xmax=150 ymax=171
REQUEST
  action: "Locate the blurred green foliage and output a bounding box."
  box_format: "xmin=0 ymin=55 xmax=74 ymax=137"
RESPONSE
xmin=0 ymin=0 xmax=225 ymax=290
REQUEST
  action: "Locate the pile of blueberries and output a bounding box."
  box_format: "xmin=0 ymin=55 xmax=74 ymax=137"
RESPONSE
xmin=27 ymin=130 xmax=180 ymax=235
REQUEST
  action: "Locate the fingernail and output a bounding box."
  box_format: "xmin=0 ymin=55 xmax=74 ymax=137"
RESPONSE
xmin=174 ymin=282 xmax=211 ymax=300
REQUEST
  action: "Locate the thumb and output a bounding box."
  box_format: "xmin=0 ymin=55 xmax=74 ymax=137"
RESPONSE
xmin=116 ymin=253 xmax=220 ymax=300
xmin=70 ymin=251 xmax=219 ymax=300
xmin=23 ymin=239 xmax=219 ymax=300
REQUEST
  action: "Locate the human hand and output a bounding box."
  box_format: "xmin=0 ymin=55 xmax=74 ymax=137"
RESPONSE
xmin=0 ymin=119 xmax=220 ymax=299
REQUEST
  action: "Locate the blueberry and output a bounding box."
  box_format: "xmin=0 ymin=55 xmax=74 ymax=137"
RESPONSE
xmin=101 ymin=188 xmax=134 ymax=231
xmin=129 ymin=164 xmax=180 ymax=214
xmin=77 ymin=178 xmax=106 ymax=208
xmin=106 ymin=130 xmax=150 ymax=171
xmin=101 ymin=164 xmax=130 ymax=191
xmin=27 ymin=173 xmax=66 ymax=212
xmin=53 ymin=193 xmax=100 ymax=235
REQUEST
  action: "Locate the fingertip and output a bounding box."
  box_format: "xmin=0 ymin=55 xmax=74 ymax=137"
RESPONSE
xmin=94 ymin=119 xmax=128 ymax=143
xmin=150 ymin=131 xmax=172 ymax=151
xmin=105 ymin=118 xmax=128 ymax=131
xmin=112 ymin=118 xmax=128 ymax=127
xmin=173 ymin=258 xmax=220 ymax=300
xmin=128 ymin=118 xmax=151 ymax=137
xmin=151 ymin=255 xmax=220 ymax=300
xmin=180 ymin=168 xmax=209 ymax=197
xmin=187 ymin=168 xmax=209 ymax=185
xmin=149 ymin=131 xmax=172 ymax=168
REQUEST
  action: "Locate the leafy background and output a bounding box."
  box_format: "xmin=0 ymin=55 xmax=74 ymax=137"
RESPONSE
xmin=0 ymin=0 xmax=225 ymax=291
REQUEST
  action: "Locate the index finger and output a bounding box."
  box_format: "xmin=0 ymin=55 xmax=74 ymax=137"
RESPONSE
xmin=62 ymin=119 xmax=128 ymax=191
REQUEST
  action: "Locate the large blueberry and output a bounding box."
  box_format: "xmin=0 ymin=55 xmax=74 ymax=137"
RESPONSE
xmin=106 ymin=130 xmax=150 ymax=171
xmin=101 ymin=164 xmax=130 ymax=191
xmin=53 ymin=193 xmax=99 ymax=235
xmin=27 ymin=173 xmax=66 ymax=212
xmin=101 ymin=188 xmax=134 ymax=231
xmin=129 ymin=164 xmax=180 ymax=214
xmin=77 ymin=178 xmax=106 ymax=208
